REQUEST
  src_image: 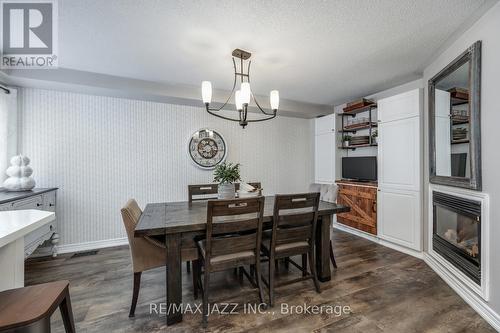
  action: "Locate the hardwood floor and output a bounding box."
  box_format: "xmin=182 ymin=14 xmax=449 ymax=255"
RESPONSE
xmin=25 ymin=230 xmax=495 ymax=332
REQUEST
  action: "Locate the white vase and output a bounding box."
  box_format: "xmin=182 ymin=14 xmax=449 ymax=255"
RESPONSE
xmin=218 ymin=183 xmax=235 ymax=199
xmin=3 ymin=154 xmax=36 ymax=191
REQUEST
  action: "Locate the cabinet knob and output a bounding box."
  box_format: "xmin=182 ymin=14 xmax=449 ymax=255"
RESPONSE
xmin=49 ymin=203 xmax=55 ymax=207
xmin=36 ymin=203 xmax=42 ymax=207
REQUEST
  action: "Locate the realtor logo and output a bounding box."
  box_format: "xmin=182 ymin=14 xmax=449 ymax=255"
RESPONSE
xmin=1 ymin=0 xmax=58 ymax=68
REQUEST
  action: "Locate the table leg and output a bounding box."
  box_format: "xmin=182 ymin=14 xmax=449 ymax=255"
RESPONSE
xmin=316 ymin=215 xmax=332 ymax=282
xmin=166 ymin=233 xmax=182 ymax=325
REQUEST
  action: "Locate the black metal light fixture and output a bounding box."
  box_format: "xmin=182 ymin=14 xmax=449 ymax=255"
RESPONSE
xmin=201 ymin=48 xmax=279 ymax=128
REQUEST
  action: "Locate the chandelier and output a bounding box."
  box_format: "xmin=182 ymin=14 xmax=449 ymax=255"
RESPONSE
xmin=201 ymin=48 xmax=279 ymax=128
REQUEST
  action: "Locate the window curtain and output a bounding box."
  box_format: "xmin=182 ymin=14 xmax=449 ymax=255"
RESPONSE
xmin=0 ymin=87 xmax=17 ymax=185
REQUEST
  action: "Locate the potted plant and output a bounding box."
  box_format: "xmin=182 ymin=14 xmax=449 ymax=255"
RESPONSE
xmin=343 ymin=135 xmax=352 ymax=147
xmin=371 ymin=130 xmax=378 ymax=144
xmin=213 ymin=162 xmax=241 ymax=199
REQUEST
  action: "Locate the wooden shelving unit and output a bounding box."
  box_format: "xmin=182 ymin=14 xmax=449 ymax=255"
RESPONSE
xmin=449 ymin=92 xmax=469 ymax=145
xmin=339 ymin=104 xmax=378 ymax=149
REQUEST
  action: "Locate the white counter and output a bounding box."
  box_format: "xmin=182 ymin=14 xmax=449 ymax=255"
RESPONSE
xmin=0 ymin=209 xmax=55 ymax=291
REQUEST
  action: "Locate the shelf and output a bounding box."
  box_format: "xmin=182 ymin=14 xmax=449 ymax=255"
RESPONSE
xmin=451 ymin=139 xmax=469 ymax=145
xmin=451 ymin=97 xmax=468 ymax=106
xmin=339 ymin=143 xmax=378 ymax=150
xmin=451 ymin=116 xmax=469 ymax=125
xmin=340 ymin=123 xmax=378 ymax=133
xmin=339 ymin=104 xmax=377 ymax=116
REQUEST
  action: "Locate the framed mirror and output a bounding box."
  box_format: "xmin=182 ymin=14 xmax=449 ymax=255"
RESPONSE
xmin=429 ymin=41 xmax=481 ymax=191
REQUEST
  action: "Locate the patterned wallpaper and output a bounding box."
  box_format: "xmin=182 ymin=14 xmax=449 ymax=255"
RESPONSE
xmin=19 ymin=88 xmax=314 ymax=246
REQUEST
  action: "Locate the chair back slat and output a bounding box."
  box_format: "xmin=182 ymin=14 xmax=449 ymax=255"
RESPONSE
xmin=211 ymin=233 xmax=257 ymax=256
xmin=271 ymin=192 xmax=320 ymax=252
xmin=210 ymin=199 xmax=261 ymax=217
xmin=211 ymin=218 xmax=260 ymax=235
xmin=205 ymin=197 xmax=265 ymax=263
xmin=276 ymin=194 xmax=317 ymax=210
xmin=275 ymin=225 xmax=312 ymax=245
xmin=277 ymin=212 xmax=315 ymax=227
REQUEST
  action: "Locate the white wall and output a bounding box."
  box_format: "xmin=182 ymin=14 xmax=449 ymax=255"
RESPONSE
xmin=423 ymin=1 xmax=500 ymax=318
xmin=19 ymin=88 xmax=314 ymax=246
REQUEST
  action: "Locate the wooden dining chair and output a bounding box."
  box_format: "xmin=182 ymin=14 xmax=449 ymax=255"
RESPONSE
xmin=194 ymin=196 xmax=266 ymax=328
xmin=121 ymin=199 xmax=198 ymax=317
xmin=261 ymin=192 xmax=321 ymax=307
xmin=0 ymin=280 xmax=75 ymax=333
xmin=188 ymin=184 xmax=219 ymax=203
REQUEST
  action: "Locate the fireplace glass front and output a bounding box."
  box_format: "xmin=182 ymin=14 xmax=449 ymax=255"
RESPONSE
xmin=433 ymin=191 xmax=481 ymax=284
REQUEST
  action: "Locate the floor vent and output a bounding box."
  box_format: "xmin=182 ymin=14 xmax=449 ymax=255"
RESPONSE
xmin=71 ymin=250 xmax=99 ymax=258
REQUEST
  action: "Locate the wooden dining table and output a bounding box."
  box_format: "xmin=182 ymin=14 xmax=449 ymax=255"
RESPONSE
xmin=134 ymin=196 xmax=349 ymax=325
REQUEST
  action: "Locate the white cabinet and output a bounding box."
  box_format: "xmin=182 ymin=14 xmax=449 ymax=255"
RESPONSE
xmin=378 ymin=89 xmax=420 ymax=123
xmin=315 ymin=113 xmax=335 ymax=135
xmin=378 ymin=189 xmax=421 ymax=249
xmin=0 ymin=189 xmax=58 ymax=257
xmin=378 ymin=116 xmax=420 ymax=192
xmin=314 ymin=114 xmax=336 ymax=184
xmin=377 ymin=89 xmax=422 ymax=251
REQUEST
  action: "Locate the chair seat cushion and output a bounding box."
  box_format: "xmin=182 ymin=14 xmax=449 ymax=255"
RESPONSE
xmin=197 ymin=240 xmax=255 ymax=264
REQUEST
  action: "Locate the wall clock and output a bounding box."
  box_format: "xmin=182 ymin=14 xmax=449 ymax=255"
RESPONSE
xmin=188 ymin=129 xmax=227 ymax=169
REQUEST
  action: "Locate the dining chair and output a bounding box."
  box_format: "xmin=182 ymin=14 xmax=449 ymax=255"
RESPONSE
xmin=187 ymin=182 xmax=262 ymax=276
xmin=194 ymin=196 xmax=266 ymax=328
xmin=0 ymin=280 xmax=75 ymax=333
xmin=310 ymin=183 xmax=339 ymax=268
xmin=121 ymin=199 xmax=198 ymax=317
xmin=261 ymin=192 xmax=321 ymax=307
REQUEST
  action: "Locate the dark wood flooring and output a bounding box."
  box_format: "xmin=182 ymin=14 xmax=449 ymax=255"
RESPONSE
xmin=25 ymin=230 xmax=495 ymax=332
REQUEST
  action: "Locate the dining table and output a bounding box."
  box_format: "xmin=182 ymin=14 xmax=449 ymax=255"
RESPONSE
xmin=134 ymin=196 xmax=350 ymax=325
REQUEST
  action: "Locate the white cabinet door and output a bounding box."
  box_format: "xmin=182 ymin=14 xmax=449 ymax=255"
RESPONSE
xmin=315 ymin=132 xmax=335 ymax=183
xmin=378 ymin=116 xmax=420 ymax=191
xmin=315 ymin=114 xmax=335 ymax=135
xmin=378 ymin=189 xmax=421 ymax=251
xmin=378 ymin=89 xmax=421 ymax=123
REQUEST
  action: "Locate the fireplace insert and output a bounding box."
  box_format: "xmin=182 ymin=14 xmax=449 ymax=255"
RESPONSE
xmin=432 ymin=191 xmax=481 ymax=284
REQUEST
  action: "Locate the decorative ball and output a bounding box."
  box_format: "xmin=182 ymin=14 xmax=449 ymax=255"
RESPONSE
xmin=3 ymin=155 xmax=36 ymax=191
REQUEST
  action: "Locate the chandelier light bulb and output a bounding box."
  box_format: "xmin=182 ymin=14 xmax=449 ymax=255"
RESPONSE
xmin=201 ymin=81 xmax=212 ymax=104
xmin=270 ymin=90 xmax=279 ymax=110
xmin=240 ymin=82 xmax=251 ymax=105
xmin=235 ymin=90 xmax=243 ymax=110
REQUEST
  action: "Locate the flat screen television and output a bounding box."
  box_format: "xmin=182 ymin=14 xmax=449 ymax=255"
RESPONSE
xmin=342 ymin=156 xmax=377 ymax=181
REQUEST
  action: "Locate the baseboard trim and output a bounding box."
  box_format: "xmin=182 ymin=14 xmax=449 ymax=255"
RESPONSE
xmin=424 ymin=253 xmax=500 ymax=331
xmin=56 ymin=237 xmax=129 ymax=254
xmin=332 ymin=223 xmax=423 ymax=259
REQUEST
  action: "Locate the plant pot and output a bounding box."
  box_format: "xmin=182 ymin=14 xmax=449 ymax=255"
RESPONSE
xmin=344 ymin=141 xmax=350 ymax=147
xmin=372 ymin=137 xmax=377 ymax=144
xmin=218 ymin=183 xmax=236 ymax=199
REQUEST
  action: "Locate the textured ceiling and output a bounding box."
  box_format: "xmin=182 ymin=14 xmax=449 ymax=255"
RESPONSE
xmin=54 ymin=0 xmax=495 ymax=105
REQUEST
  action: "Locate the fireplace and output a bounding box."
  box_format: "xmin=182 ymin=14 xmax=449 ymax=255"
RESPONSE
xmin=432 ymin=191 xmax=481 ymax=285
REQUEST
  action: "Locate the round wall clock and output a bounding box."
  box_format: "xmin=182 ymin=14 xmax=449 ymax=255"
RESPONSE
xmin=188 ymin=129 xmax=227 ymax=169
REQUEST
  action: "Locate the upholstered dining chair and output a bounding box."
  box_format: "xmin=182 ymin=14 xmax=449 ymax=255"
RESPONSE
xmin=121 ymin=199 xmax=166 ymax=317
xmin=310 ymin=183 xmax=339 ymax=268
xmin=194 ymin=196 xmax=266 ymax=328
xmin=121 ymin=199 xmax=198 ymax=317
xmin=261 ymin=192 xmax=321 ymax=307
